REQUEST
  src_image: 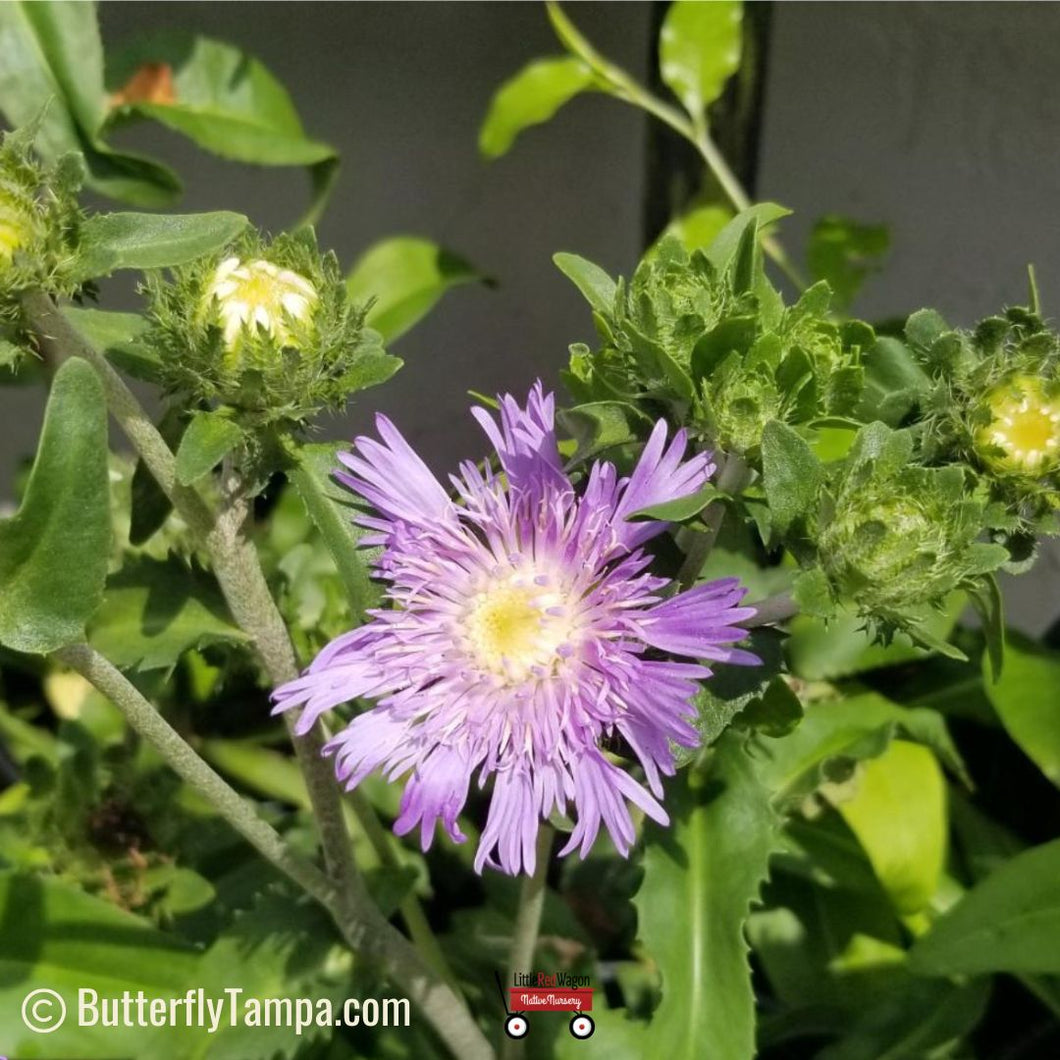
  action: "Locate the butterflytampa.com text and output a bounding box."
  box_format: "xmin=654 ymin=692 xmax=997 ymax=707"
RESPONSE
xmin=69 ymin=988 xmax=410 ymax=1035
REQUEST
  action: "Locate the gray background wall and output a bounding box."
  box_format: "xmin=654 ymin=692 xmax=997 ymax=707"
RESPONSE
xmin=3 ymin=2 xmax=1059 ymax=631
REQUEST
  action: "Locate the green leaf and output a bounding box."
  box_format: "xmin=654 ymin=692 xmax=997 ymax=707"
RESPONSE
xmin=558 ymin=400 xmax=648 ymax=464
xmin=552 ymin=251 xmax=617 ymax=314
xmin=856 ymin=336 xmax=932 ymax=427
xmin=909 ymin=838 xmax=1060 ymax=975
xmin=807 ymin=215 xmax=890 ymax=310
xmin=106 ymin=32 xmax=338 ymax=218
xmin=0 ymin=1 xmax=181 ymax=206
xmin=200 ymin=739 xmax=310 ymax=810
xmin=761 ymin=419 xmax=821 ymax=536
xmin=758 ymin=692 xmax=969 ymax=801
xmin=834 ymin=740 xmax=946 ymax=915
xmin=632 ymin=734 xmax=780 ymax=1060
xmin=479 ymin=56 xmax=593 ymax=158
xmin=0 ymin=358 xmax=110 ymax=654
xmin=704 ymin=202 xmax=792 ymax=273
xmin=73 ymin=210 xmax=247 ymax=280
xmin=87 ymin=557 xmax=246 ymax=672
xmin=61 ymin=307 xmax=162 ymax=384
xmin=659 ymin=0 xmax=743 ymax=120
xmin=787 ymin=593 xmax=966 ymax=681
xmin=630 ymin=484 xmax=720 ymax=522
xmin=0 ymin=870 xmax=200 ymax=1058
xmin=289 ymin=442 xmax=379 ymax=619
xmin=737 ymin=675 xmax=804 ymax=737
xmin=982 ymin=631 xmax=1060 ymax=788
xmin=346 ymin=236 xmax=484 ymax=343
xmin=652 ymin=203 xmax=733 ymax=255
xmin=968 ymin=574 xmax=1005 ymax=681
xmin=174 ymin=410 xmax=244 ymax=485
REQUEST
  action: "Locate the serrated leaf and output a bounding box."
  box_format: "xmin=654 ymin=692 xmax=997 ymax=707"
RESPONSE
xmin=106 ymin=32 xmax=338 ymax=221
xmin=737 ymin=676 xmax=803 ymax=737
xmin=632 ymin=734 xmax=780 ymax=1060
xmin=761 ymin=420 xmax=821 ymax=536
xmin=62 ymin=307 xmax=162 ymax=384
xmin=289 ymin=442 xmax=379 ymax=619
xmin=553 ymin=251 xmax=617 ymax=314
xmin=0 ymin=870 xmax=200 ymax=1058
xmin=0 ymin=358 xmax=110 ymax=654
xmin=833 ymin=740 xmax=946 ymax=915
xmin=909 ymin=838 xmax=1060 ymax=976
xmin=87 ymin=557 xmax=246 ymax=672
xmin=0 ymin=1 xmax=181 ymax=206
xmin=982 ymin=632 xmax=1060 ymax=788
xmin=74 ymin=210 xmax=247 ymax=280
xmin=479 ymin=55 xmax=593 ymax=157
xmin=855 ymin=336 xmax=932 ymax=427
xmin=175 ymin=411 xmax=244 ymax=485
xmin=659 ymin=0 xmax=742 ymax=120
xmin=346 ymin=236 xmax=484 ymax=343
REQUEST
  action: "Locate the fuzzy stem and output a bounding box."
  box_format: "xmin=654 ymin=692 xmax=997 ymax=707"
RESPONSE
xmin=677 ymin=453 xmax=750 ymax=590
xmin=24 ymin=292 xmax=492 ymax=1060
xmin=499 ymin=826 xmax=554 ymax=1059
xmin=744 ymin=591 xmax=798 ymax=627
xmin=53 ymin=643 xmax=335 ymax=907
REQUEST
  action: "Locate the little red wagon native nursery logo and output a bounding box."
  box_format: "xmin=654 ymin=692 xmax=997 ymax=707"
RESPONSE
xmin=496 ymin=970 xmax=595 ymax=1041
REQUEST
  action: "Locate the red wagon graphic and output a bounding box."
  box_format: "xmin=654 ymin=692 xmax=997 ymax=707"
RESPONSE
xmin=495 ymin=974 xmax=595 ymax=1040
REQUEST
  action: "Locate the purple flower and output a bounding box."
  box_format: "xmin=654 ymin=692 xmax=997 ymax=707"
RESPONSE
xmin=274 ymin=385 xmax=758 ymax=875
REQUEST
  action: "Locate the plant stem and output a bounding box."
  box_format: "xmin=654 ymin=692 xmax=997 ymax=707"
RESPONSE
xmin=744 ymin=591 xmax=798 ymax=627
xmin=499 ymin=826 xmax=554 ymax=1059
xmin=54 ymin=643 xmax=336 ymax=909
xmin=24 ymin=292 xmax=493 ymax=1060
xmin=677 ymin=452 xmax=750 ymax=589
xmin=347 ymin=787 xmax=461 ymax=993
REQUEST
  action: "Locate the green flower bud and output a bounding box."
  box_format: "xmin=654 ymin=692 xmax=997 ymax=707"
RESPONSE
xmin=564 ymin=235 xmax=865 ymax=460
xmin=814 ymin=424 xmax=1008 ymax=637
xmin=909 ymin=306 xmax=1060 ymax=531
xmin=144 ymin=228 xmax=399 ymax=428
xmin=0 ymin=125 xmax=84 ymax=323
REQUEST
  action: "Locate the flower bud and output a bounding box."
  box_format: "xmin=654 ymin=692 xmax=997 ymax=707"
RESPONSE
xmin=145 ymin=229 xmax=398 ymax=427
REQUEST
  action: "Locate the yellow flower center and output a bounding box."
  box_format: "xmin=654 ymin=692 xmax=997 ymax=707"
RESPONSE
xmin=204 ymin=257 xmax=318 ymax=355
xmin=463 ymin=574 xmax=573 ymax=681
xmin=0 ymin=192 xmax=32 ymax=264
xmin=978 ymin=377 xmax=1060 ymax=472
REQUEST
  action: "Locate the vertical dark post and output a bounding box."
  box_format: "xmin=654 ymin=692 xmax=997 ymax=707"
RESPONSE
xmin=641 ymin=1 xmax=775 ymax=248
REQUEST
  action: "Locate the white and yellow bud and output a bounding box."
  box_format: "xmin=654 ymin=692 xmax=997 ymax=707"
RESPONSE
xmin=976 ymin=375 xmax=1060 ymax=474
xmin=203 ymin=256 xmax=318 ymax=353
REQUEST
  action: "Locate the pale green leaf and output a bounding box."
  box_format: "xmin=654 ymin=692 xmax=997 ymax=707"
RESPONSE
xmin=909 ymin=838 xmax=1060 ymax=975
xmin=87 ymin=557 xmax=246 ymax=672
xmin=175 ymin=410 xmax=244 ymax=485
xmin=346 ymin=236 xmax=483 ymax=343
xmin=982 ymin=631 xmax=1060 ymax=788
xmin=289 ymin=442 xmax=379 ymax=619
xmin=552 ymin=251 xmax=617 ymax=313
xmin=479 ymin=56 xmax=593 ymax=157
xmin=0 ymin=357 xmax=110 ymax=653
xmin=558 ymin=400 xmax=649 ymax=464
xmin=74 ymin=210 xmax=247 ymax=280
xmin=652 ymin=203 xmax=732 ymax=255
xmin=833 ymin=740 xmax=946 ymax=915
xmin=659 ymin=0 xmax=743 ymax=119
xmin=61 ymin=307 xmax=162 ymax=384
xmin=761 ymin=419 xmax=821 ymax=535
